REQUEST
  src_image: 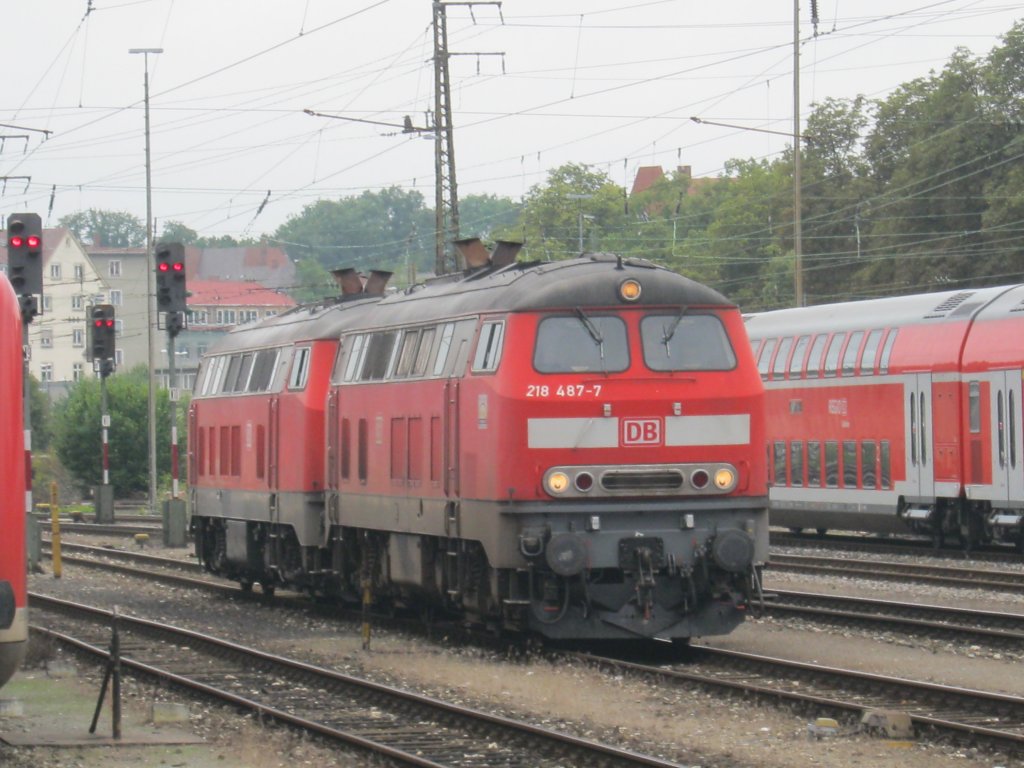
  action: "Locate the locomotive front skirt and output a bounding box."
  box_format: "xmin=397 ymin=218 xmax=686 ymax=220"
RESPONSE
xmin=190 ymin=251 xmax=769 ymax=641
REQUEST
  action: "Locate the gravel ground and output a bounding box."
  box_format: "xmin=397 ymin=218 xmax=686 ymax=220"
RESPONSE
xmin=3 ymin=539 xmax=1023 ymax=768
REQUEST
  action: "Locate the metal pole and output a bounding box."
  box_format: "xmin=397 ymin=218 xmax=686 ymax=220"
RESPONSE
xmin=169 ymin=329 xmax=178 ymax=498
xmin=101 ymin=376 xmax=110 ymax=487
xmin=793 ymin=0 xmax=803 ymax=307
xmin=130 ymin=47 xmax=162 ymax=514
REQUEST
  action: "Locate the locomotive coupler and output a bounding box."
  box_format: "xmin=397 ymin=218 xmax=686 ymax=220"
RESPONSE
xmin=634 ymin=547 xmax=656 ymax=621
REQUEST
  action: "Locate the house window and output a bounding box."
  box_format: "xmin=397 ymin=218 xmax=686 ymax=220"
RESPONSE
xmin=115 ymin=319 xmax=123 ymax=337
xmin=74 ymin=263 xmax=85 ymax=279
xmin=73 ymin=328 xmax=84 ymax=347
xmin=72 ymin=295 xmax=84 ymax=310
xmin=216 ymin=309 xmax=237 ymax=325
xmin=40 ymin=329 xmax=53 ymax=348
xmin=115 ymin=349 xmax=124 ymax=366
xmin=110 ymin=289 xmax=123 ymax=306
xmin=42 ymin=296 xmax=52 ymax=312
xmin=50 ymin=263 xmax=62 ymax=280
xmin=108 ymin=261 xmax=122 ymax=277
xmin=73 ymin=362 xmax=84 ymax=381
xmin=40 ymin=363 xmax=53 ymax=382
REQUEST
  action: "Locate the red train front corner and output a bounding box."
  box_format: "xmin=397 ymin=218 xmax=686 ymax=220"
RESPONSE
xmin=0 ymin=273 xmax=27 ymax=688
xmin=190 ymin=249 xmax=769 ymax=642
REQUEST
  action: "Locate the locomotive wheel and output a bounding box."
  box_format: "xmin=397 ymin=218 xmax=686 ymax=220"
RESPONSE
xmin=260 ymin=583 xmax=276 ymax=597
xmin=815 ymin=528 xmax=828 ymax=537
xmin=788 ymin=527 xmax=804 ymax=534
xmin=239 ymin=580 xmax=253 ymax=593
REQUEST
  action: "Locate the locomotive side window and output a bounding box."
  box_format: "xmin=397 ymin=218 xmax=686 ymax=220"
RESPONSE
xmin=968 ymin=381 xmax=981 ymax=433
xmin=433 ymin=323 xmax=456 ymax=376
xmin=840 ymin=330 xmax=864 ymax=376
xmin=340 ymin=418 xmax=351 ymax=481
xmin=394 ymin=331 xmax=421 ymax=378
xmin=358 ymin=418 xmax=369 ymax=483
xmin=472 ymin=321 xmax=505 ymax=373
xmin=222 ymin=355 xmax=243 ymax=393
xmin=879 ymin=329 xmax=898 ymax=374
xmin=806 ymin=334 xmax=828 ymax=378
xmin=361 ymin=332 xmax=398 ymax=380
xmin=413 ymin=328 xmax=435 ymax=376
xmin=534 ymin=315 xmax=628 ymax=373
xmin=233 ymin=353 xmax=255 ymax=393
xmin=823 ymin=333 xmax=845 ymax=377
xmin=289 ymin=347 xmax=312 ymax=390
xmin=756 ymin=338 xmax=776 ymax=380
xmin=825 ymin=441 xmax=839 ymax=487
xmin=859 ymin=330 xmax=884 ymax=375
xmin=641 ymin=314 xmax=737 ymax=372
xmin=248 ymin=349 xmax=279 ymax=392
xmin=807 ymin=441 xmax=821 ymax=486
xmin=342 ymin=335 xmax=366 ymax=382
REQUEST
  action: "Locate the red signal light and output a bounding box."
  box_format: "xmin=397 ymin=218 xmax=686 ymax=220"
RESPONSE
xmin=26 ymin=235 xmax=40 ymax=248
xmin=158 ymin=262 xmax=170 ymax=272
xmin=172 ymin=262 xmax=184 ymax=272
xmin=9 ymin=236 xmax=24 ymax=248
xmin=105 ymin=320 xmax=114 ymax=328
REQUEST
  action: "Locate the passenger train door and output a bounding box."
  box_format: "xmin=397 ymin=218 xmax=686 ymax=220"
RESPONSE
xmin=990 ymin=370 xmax=1024 ymax=506
xmin=268 ymin=395 xmax=280 ymax=521
xmin=906 ymin=374 xmax=935 ymax=502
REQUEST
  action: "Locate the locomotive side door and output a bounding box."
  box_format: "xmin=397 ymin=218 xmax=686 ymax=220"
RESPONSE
xmin=990 ymin=370 xmax=1024 ymax=506
xmin=906 ymin=373 xmax=935 ymax=502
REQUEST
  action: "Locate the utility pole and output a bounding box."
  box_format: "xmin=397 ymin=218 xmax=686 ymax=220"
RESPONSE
xmin=129 ymin=47 xmax=163 ymax=513
xmin=792 ymin=1 xmax=803 ymax=307
xmin=431 ymin=1 xmax=503 ymax=275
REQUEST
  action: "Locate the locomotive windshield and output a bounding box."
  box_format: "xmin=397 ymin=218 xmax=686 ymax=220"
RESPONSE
xmin=534 ymin=315 xmax=629 ymax=373
xmin=641 ymin=313 xmax=737 ymax=371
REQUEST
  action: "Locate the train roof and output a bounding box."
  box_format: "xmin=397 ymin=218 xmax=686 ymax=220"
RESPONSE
xmin=208 ymin=254 xmax=733 ymax=355
xmin=744 ymin=284 xmax=1024 ymax=337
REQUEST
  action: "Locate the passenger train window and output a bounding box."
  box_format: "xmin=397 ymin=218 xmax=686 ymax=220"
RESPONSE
xmin=879 ymin=329 xmax=898 ymax=374
xmin=789 ymin=442 xmax=804 ymax=486
xmin=910 ymin=392 xmax=918 ymax=466
xmin=824 ymin=441 xmax=839 ymax=488
xmin=433 ymin=323 xmax=456 ymax=377
xmin=789 ymin=335 xmax=809 ymax=378
xmin=472 ymin=321 xmax=505 ymax=372
xmin=1009 ymin=390 xmax=1017 ymax=469
xmin=289 ymin=347 xmax=312 ymax=390
xmin=841 ymin=331 xmax=864 ymax=376
xmin=757 ymin=338 xmax=777 ymax=380
xmin=771 ymin=337 xmax=793 ymax=380
xmin=919 ymin=392 xmax=927 ymax=464
xmin=641 ymin=314 xmax=737 ymax=371
xmin=806 ymin=441 xmax=821 ymax=487
xmin=880 ymin=441 xmax=891 ymax=489
xmin=998 ymin=392 xmax=1006 ymax=468
xmin=806 ymin=335 xmax=827 ymax=378
xmin=842 ymin=441 xmax=857 ymax=487
xmin=823 ymin=333 xmax=845 ymax=377
xmin=772 ymin=441 xmax=786 ymax=486
xmin=968 ymin=381 xmax=981 ymax=433
xmin=534 ymin=315 xmax=629 ymax=373
xmin=859 ymin=330 xmax=884 ymax=375
xmin=861 ymin=441 xmax=877 ymax=488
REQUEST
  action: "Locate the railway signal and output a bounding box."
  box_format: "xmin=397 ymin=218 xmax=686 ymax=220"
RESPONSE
xmin=89 ymin=304 xmax=116 ymax=365
xmin=7 ymin=213 xmax=43 ymax=320
xmin=155 ymin=242 xmax=187 ymax=314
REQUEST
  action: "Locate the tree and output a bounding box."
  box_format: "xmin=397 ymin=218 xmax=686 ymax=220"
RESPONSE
xmin=59 ymin=209 xmax=146 ymax=247
xmin=160 ymin=220 xmax=199 ymax=245
xmin=28 ymin=374 xmax=52 ymax=452
xmin=459 ymin=194 xmax=522 ymax=243
xmin=291 ymin=257 xmax=337 ymax=302
xmin=51 ymin=366 xmax=184 ymax=494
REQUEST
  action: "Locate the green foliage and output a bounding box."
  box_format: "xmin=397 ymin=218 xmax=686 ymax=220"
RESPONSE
xmin=160 ymin=220 xmax=199 ymax=245
xmin=28 ymin=375 xmax=52 ymax=452
xmin=59 ymin=209 xmax=146 ymax=247
xmin=51 ymin=366 xmax=187 ymax=495
xmin=291 ymin=258 xmax=337 ymax=302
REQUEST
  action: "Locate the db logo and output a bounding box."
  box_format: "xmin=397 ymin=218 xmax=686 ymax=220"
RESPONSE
xmin=621 ymin=418 xmax=663 ymax=446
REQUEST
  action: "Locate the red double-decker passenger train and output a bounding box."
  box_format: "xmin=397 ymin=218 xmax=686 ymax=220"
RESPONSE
xmin=0 ymin=272 xmax=27 ymax=687
xmin=190 ymin=245 xmax=769 ymax=641
xmin=746 ymin=285 xmax=1024 ymax=551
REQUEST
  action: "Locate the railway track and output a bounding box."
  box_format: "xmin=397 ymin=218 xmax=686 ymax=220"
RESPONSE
xmin=771 ymin=531 xmax=1023 ymax=565
xmin=29 ymin=593 xmax=687 ymax=768
xmin=768 ymin=552 xmax=1024 ymax=592
xmin=584 ymin=646 xmax=1024 ymax=754
xmin=47 ymin=542 xmax=1024 ymax=653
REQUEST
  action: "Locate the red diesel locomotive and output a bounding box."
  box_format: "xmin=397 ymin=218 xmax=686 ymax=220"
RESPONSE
xmin=745 ymin=285 xmax=1024 ymax=551
xmin=0 ymin=273 xmax=27 ymax=687
xmin=190 ymin=246 xmax=769 ymax=641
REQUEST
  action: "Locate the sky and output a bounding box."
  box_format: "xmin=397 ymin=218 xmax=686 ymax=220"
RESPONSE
xmin=0 ymin=1 xmax=1021 ymax=243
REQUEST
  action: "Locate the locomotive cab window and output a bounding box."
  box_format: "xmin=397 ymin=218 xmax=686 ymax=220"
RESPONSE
xmin=472 ymin=320 xmax=505 ymax=373
xmin=289 ymin=346 xmax=311 ymax=390
xmin=534 ymin=314 xmax=629 ymax=373
xmin=641 ymin=313 xmax=737 ymax=371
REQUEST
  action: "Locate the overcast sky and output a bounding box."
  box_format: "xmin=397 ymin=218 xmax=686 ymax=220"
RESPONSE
xmin=1 ymin=1 xmax=1020 ymax=242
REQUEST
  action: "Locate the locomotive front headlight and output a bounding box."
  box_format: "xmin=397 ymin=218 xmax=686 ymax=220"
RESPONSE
xmin=619 ymin=279 xmax=642 ymax=302
xmin=546 ymin=471 xmax=571 ymax=495
xmin=714 ymin=467 xmax=736 ymax=491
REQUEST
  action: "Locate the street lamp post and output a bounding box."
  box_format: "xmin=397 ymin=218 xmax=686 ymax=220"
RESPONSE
xmin=567 ymin=193 xmax=594 ymax=254
xmin=129 ymin=47 xmax=162 ymax=513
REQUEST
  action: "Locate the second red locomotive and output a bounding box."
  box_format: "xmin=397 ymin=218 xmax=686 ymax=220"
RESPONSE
xmin=190 ymin=247 xmax=769 ymax=641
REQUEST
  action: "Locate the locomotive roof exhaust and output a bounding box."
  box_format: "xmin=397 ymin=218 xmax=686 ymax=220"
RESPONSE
xmin=330 ymin=267 xmax=393 ymax=296
xmin=454 ymin=237 xmax=523 ymax=271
